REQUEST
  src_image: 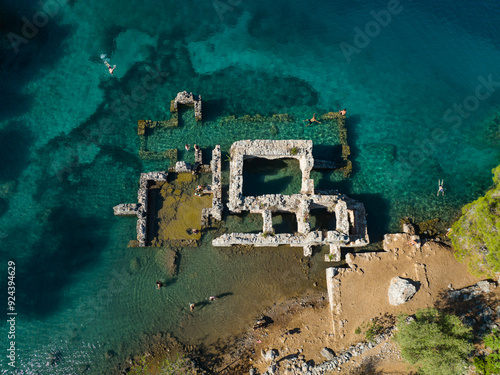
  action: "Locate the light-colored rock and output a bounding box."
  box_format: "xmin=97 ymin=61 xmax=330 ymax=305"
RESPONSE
xmin=113 ymin=203 xmax=138 ymax=216
xmin=402 ymin=222 xmax=415 ymax=235
xmin=173 ymin=161 xmax=191 ymax=173
xmin=320 ymin=347 xmax=335 ymax=361
xmin=264 ymin=349 xmax=279 ymax=361
xmin=388 ymin=276 xmax=417 ymax=306
xmin=449 ymin=280 xmax=497 ymax=301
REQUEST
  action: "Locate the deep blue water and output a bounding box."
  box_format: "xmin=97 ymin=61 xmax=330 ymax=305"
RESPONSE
xmin=1 ymin=0 xmax=499 ymax=373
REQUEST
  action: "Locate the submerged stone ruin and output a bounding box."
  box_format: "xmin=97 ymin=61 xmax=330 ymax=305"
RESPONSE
xmin=113 ymin=171 xmax=168 ymax=247
xmin=170 ymin=90 xmax=202 ymax=122
xmin=212 ymin=140 xmax=369 ymax=258
xmin=114 ymin=93 xmax=371 ymax=338
xmin=114 ymin=139 xmax=368 ymax=256
xmin=113 ymin=148 xmax=222 ymax=247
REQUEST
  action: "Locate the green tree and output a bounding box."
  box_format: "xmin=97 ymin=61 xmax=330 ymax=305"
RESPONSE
xmin=394 ymin=308 xmax=473 ymax=375
xmin=451 ymin=165 xmax=500 ymax=277
xmin=474 ymin=329 xmax=500 ymax=375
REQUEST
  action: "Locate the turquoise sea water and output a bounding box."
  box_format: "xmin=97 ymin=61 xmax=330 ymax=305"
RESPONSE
xmin=1 ymin=0 xmax=499 ymax=373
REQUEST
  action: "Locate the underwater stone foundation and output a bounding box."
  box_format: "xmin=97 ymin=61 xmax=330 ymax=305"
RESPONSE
xmin=114 ymin=92 xmax=370 ymax=336
xmin=113 ymin=150 xmax=221 ymax=247
xmin=114 ymin=138 xmax=370 ymax=338
xmin=114 ymin=139 xmax=369 ymax=255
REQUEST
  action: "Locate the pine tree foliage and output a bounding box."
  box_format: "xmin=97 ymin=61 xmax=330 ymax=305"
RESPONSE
xmin=394 ymin=308 xmax=473 ymax=375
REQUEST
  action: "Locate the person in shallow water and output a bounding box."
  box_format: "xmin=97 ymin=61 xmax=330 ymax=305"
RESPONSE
xmin=190 ymin=303 xmax=195 ymax=312
xmin=303 ymin=113 xmax=321 ymax=126
xmin=339 ymin=108 xmax=347 ymax=116
xmin=185 ymin=144 xmax=190 ymax=151
xmin=437 ymin=179 xmax=445 ymax=196
xmin=156 ymin=281 xmax=163 ymax=289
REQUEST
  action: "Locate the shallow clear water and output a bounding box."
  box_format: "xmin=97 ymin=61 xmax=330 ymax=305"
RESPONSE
xmin=0 ymin=0 xmax=499 ymax=373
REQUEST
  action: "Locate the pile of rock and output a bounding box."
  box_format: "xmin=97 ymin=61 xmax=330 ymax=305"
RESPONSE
xmin=251 ymin=327 xmax=395 ymax=375
xmin=113 ymin=204 xmax=138 ymax=216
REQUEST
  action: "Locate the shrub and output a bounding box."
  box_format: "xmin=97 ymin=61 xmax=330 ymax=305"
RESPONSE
xmin=365 ymin=322 xmax=383 ymax=342
xmin=130 ymin=353 xmax=197 ymax=375
xmin=473 ymin=329 xmax=500 ymax=375
xmin=451 ymin=165 xmax=500 ymax=277
xmin=394 ymin=308 xmax=473 ymax=375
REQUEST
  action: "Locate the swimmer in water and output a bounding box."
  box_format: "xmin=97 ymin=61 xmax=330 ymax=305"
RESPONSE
xmin=437 ymin=179 xmax=445 ymax=196
xmin=303 ymin=113 xmax=321 ymax=126
xmin=104 ymin=60 xmax=116 ymax=75
xmin=100 ymin=54 xmax=116 ymax=75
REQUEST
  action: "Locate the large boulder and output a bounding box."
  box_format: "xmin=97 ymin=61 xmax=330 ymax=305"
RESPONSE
xmin=388 ymin=277 xmax=417 ymax=306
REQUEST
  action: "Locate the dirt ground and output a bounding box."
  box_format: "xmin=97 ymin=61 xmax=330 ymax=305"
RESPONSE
xmin=214 ymin=235 xmax=500 ymax=374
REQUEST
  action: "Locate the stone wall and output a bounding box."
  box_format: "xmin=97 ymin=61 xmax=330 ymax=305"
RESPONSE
xmin=215 ymin=140 xmax=369 ymax=256
xmin=228 ymin=140 xmax=315 ymax=210
xmin=171 ymin=91 xmax=202 ymax=121
xmin=113 ymin=172 xmax=168 ymax=247
xmin=201 ymin=145 xmax=223 ymax=226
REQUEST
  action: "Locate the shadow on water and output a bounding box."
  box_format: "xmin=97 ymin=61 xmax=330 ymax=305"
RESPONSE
xmin=0 ymin=4 xmax=74 ymax=121
xmin=0 ymin=197 xmax=9 ymax=218
xmin=202 ymin=98 xmax=226 ymax=122
xmin=312 ymin=144 xmax=342 ymax=163
xmin=243 ymin=175 xmax=293 ymax=197
xmin=216 ymin=292 xmax=233 ymax=299
xmin=242 ymin=158 xmax=298 ymax=196
xmin=0 ymin=124 xmax=34 ymax=182
xmin=314 ymin=171 xmax=353 ymax=192
xmin=345 ymin=114 xmax=362 ymax=175
xmin=162 ymin=277 xmax=178 ymax=288
xmin=273 ymin=213 xmax=297 ymax=234
xmin=351 ymin=192 xmax=391 ymax=244
xmin=15 ymin=208 xmax=109 ymax=318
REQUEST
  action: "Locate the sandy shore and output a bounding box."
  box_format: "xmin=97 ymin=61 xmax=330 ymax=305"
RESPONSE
xmin=205 ymin=236 xmax=499 ymax=375
xmin=114 ymin=235 xmax=499 ymax=375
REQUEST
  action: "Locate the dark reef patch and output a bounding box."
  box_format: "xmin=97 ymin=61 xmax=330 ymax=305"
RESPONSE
xmin=14 ymin=208 xmax=108 ymax=318
xmin=0 ymin=124 xmax=34 ymax=182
